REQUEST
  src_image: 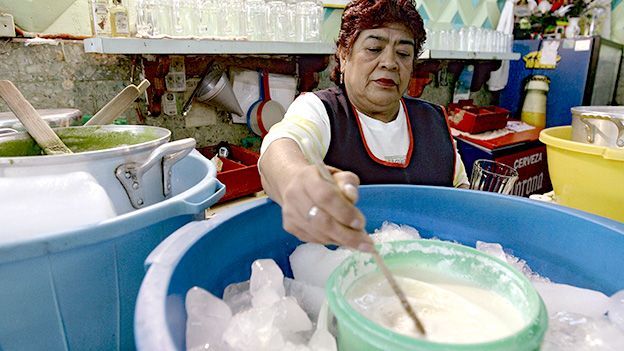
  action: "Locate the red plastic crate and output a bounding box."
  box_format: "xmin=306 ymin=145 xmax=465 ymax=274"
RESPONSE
xmin=448 ymin=100 xmax=510 ymax=134
xmin=197 ymin=144 xmax=263 ymax=203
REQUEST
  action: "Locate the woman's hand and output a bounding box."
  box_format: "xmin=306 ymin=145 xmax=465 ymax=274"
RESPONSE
xmin=259 ymin=138 xmax=373 ymax=251
xmin=279 ymin=165 xmax=373 ymax=251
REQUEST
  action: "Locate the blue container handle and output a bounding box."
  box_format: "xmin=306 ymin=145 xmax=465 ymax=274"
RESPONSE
xmin=178 ymin=179 xmax=226 ymax=215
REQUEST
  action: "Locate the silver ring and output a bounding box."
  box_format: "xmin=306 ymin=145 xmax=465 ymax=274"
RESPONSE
xmin=306 ymin=206 xmax=319 ymax=220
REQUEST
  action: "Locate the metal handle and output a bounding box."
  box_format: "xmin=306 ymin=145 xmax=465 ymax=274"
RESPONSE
xmin=116 ymin=138 xmax=197 ymax=209
xmin=0 ymin=128 xmax=18 ymax=136
xmin=581 ymin=113 xmax=624 ymax=147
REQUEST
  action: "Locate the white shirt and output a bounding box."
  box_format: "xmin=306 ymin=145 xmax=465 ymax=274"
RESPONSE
xmin=260 ymin=92 xmax=469 ymax=187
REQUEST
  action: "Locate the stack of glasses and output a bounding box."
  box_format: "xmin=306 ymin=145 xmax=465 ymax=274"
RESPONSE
xmin=135 ymin=0 xmax=323 ymax=42
xmin=424 ymin=27 xmax=513 ymax=53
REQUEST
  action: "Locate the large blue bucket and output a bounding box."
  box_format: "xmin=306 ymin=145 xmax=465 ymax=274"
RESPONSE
xmin=0 ymin=150 xmax=224 ymax=351
xmin=134 ymin=185 xmax=624 ymax=351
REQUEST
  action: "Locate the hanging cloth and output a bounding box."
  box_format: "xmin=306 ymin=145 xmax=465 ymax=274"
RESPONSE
xmin=487 ymin=0 xmax=517 ymax=91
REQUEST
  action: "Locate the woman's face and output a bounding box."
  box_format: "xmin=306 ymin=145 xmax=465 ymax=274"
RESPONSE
xmin=340 ymin=22 xmax=415 ymax=120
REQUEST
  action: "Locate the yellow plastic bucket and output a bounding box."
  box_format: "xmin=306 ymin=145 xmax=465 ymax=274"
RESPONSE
xmin=539 ymin=126 xmax=624 ymax=222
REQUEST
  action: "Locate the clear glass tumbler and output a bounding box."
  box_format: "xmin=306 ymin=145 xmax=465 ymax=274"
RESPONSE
xmin=267 ymin=0 xmax=288 ymax=41
xmin=295 ymin=0 xmax=321 ymax=42
xmin=469 ymin=159 xmax=519 ymax=195
xmin=458 ymin=26 xmax=467 ymax=51
xmin=154 ymin=0 xmax=173 ymax=36
xmin=172 ymin=0 xmax=198 ymax=36
xmin=466 ymin=26 xmax=477 ymax=51
xmin=137 ymin=0 xmax=157 ymax=37
xmin=216 ymin=0 xmax=245 ymax=37
xmin=198 ymin=0 xmax=218 ymax=37
xmin=246 ymin=0 xmax=269 ymax=41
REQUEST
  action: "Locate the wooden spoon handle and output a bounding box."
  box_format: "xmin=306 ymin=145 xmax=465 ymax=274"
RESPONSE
xmin=0 ymin=80 xmax=72 ymax=155
xmin=85 ymin=79 xmax=149 ymax=126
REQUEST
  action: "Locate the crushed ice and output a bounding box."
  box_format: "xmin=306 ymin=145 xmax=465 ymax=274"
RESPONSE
xmin=186 ymin=221 xmax=624 ymax=350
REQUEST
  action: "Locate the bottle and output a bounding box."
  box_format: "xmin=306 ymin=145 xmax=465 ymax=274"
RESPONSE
xmin=521 ymin=75 xmax=550 ymax=128
xmin=89 ymin=0 xmax=111 ymax=37
xmin=110 ymin=0 xmax=130 ymax=37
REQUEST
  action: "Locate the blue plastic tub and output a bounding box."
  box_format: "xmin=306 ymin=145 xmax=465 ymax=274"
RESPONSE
xmin=134 ymin=185 xmax=624 ymax=351
xmin=0 ymin=150 xmax=224 ymax=351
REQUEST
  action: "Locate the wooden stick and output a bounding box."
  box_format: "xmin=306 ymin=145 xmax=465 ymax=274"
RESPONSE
xmin=85 ymin=79 xmax=150 ymax=126
xmin=0 ymin=80 xmax=72 ymax=155
xmin=301 ymin=138 xmax=427 ymax=336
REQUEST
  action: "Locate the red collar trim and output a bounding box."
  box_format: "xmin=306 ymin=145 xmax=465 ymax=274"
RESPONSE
xmin=351 ymin=99 xmax=414 ymax=169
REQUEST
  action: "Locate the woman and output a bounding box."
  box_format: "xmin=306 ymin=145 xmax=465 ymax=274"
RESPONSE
xmin=259 ymin=0 xmax=468 ymax=251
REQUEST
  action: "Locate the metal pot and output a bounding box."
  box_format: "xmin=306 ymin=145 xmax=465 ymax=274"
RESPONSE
xmin=0 ymin=125 xmax=196 ymax=214
xmin=571 ymin=106 xmax=624 ymax=148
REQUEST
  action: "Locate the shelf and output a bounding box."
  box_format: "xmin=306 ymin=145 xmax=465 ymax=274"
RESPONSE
xmin=83 ymin=37 xmax=336 ymax=55
xmin=419 ymin=49 xmax=521 ymax=60
xmin=84 ymin=38 xmax=521 ymax=61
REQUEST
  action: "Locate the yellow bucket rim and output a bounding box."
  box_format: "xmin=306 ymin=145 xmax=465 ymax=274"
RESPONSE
xmin=539 ymin=126 xmax=624 ymax=162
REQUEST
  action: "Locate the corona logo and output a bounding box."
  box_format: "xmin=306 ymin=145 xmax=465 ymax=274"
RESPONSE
xmin=523 ymin=51 xmax=561 ymax=69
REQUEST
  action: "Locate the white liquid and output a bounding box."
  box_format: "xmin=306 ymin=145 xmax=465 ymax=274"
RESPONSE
xmin=346 ymin=268 xmax=526 ymax=344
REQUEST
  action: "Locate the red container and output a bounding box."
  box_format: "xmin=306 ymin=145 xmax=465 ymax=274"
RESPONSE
xmin=448 ymin=100 xmax=510 ymax=134
xmin=197 ymin=144 xmax=263 ymax=203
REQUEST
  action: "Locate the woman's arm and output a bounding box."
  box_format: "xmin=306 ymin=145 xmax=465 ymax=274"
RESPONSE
xmin=260 ymin=138 xmax=372 ymax=250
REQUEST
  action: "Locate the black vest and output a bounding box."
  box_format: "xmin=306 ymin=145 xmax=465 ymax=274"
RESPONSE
xmin=314 ymin=87 xmax=455 ymax=186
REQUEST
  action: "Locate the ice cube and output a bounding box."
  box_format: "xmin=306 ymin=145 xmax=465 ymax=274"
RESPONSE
xmin=223 ymin=281 xmax=252 ymax=314
xmin=284 ymin=278 xmax=326 ymax=322
xmin=476 ymin=241 xmax=549 ymax=283
xmin=223 ymin=307 xmax=285 ymax=351
xmin=475 ymin=241 xmax=508 ymax=262
xmin=186 ymin=286 xmax=232 ymax=351
xmin=370 ymin=221 xmax=421 ymax=243
xmin=289 ymin=243 xmax=352 ymax=288
xmin=608 ymin=290 xmax=624 ymax=332
xmin=533 ymin=282 xmax=609 ymax=318
xmin=307 ymin=301 xmax=337 ymax=351
xmin=250 ymin=259 xmax=285 ymax=308
xmin=542 ymin=311 xmax=624 ymax=351
xmin=274 ymin=296 xmax=313 ymax=333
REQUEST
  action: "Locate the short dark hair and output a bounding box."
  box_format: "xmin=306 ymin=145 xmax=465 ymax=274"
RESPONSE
xmin=331 ymin=0 xmax=426 ymax=85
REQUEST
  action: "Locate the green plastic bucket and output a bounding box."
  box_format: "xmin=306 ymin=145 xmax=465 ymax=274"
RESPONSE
xmin=326 ymin=240 xmax=548 ymax=351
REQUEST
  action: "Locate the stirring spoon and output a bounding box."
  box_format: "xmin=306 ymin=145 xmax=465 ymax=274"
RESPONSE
xmin=301 ymin=139 xmax=427 ymax=336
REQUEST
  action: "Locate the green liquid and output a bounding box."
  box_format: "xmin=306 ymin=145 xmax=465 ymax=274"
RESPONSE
xmin=0 ymin=127 xmax=160 ymax=157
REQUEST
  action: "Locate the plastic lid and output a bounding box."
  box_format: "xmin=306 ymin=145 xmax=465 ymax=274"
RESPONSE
xmin=0 ymin=108 xmax=83 ymax=129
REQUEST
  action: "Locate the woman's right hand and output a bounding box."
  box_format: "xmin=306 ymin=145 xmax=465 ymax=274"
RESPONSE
xmin=278 ymin=164 xmax=373 ymax=251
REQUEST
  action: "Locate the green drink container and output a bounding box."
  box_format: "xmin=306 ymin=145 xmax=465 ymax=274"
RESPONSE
xmin=326 ymin=240 xmax=548 ymax=351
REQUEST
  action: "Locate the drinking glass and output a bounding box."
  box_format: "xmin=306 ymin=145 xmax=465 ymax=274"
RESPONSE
xmin=172 ymin=0 xmax=198 ymax=36
xmin=485 ymin=29 xmax=495 ymax=52
xmin=458 ymin=26 xmax=467 ymax=51
xmin=428 ymin=29 xmax=438 ymax=50
xmin=136 ymin=0 xmax=157 ymax=37
xmin=267 ymin=0 xmax=288 ymax=41
xmin=295 ymin=0 xmax=321 ymax=42
xmin=467 ymin=26 xmax=477 ymax=51
xmin=224 ymin=0 xmax=246 ymax=37
xmin=285 ymin=0 xmax=297 ymax=41
xmin=154 ymin=0 xmax=173 ymax=36
xmin=506 ymin=34 xmax=514 ymax=53
xmin=475 ymin=27 xmax=485 ymax=52
xmin=198 ymin=0 xmax=218 ymax=37
xmin=246 ymin=0 xmax=268 ymax=40
xmin=470 ymin=159 xmax=519 ymax=195
xmin=438 ymin=29 xmax=449 ymax=50
xmin=449 ymin=29 xmax=459 ymax=51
